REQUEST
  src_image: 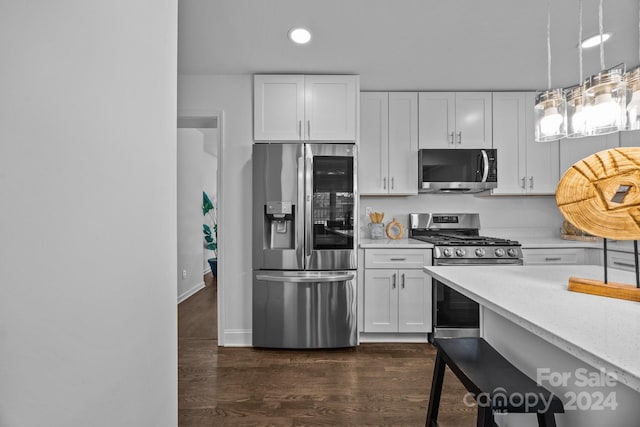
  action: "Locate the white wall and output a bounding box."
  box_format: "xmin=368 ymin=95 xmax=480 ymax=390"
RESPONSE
xmin=178 ymin=74 xmax=254 ymax=345
xmin=177 ymin=129 xmax=205 ymax=301
xmin=0 ymin=2 xmax=178 ymax=426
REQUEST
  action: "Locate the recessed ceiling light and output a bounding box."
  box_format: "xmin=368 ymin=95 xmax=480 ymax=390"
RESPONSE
xmin=580 ymin=33 xmax=612 ymax=49
xmin=288 ymin=28 xmax=311 ymax=45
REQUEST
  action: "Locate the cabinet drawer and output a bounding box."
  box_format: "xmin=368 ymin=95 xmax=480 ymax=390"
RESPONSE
xmin=607 ymin=251 xmax=638 ymax=272
xmin=365 ymin=249 xmax=431 ymax=269
xmin=523 ymin=248 xmax=586 ymax=265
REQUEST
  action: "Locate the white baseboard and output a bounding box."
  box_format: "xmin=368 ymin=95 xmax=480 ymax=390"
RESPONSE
xmin=222 ymin=329 xmax=252 ymax=347
xmin=358 ymin=332 xmax=430 ymax=344
xmin=177 ymin=281 xmax=205 ymax=304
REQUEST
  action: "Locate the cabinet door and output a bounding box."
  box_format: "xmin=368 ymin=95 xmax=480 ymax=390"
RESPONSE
xmin=305 ymin=75 xmax=358 ymax=141
xmin=388 ymin=92 xmax=418 ymax=194
xmin=559 ymin=133 xmax=619 ymax=176
xmin=492 ymin=92 xmax=527 ymax=194
xmin=359 ymin=92 xmax=389 ymax=194
xmin=455 ymin=92 xmax=492 ymax=148
xmin=398 ymin=269 xmax=432 ymax=333
xmin=363 ymin=269 xmax=398 ymax=333
xmin=524 ymin=92 xmax=559 ymax=194
xmin=418 ymin=92 xmax=455 ymax=148
xmin=254 ymin=75 xmax=304 ymax=141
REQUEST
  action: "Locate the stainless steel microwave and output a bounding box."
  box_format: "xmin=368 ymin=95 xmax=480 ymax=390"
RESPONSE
xmin=418 ymin=148 xmax=497 ymax=193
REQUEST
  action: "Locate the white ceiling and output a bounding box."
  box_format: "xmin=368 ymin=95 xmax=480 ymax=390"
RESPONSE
xmin=178 ymin=0 xmax=640 ymax=91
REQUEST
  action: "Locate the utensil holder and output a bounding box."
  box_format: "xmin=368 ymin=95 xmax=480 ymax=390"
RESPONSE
xmin=368 ymin=223 xmax=385 ymax=239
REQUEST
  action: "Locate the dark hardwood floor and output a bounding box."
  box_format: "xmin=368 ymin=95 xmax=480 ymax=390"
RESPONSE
xmin=178 ymin=275 xmax=476 ymax=426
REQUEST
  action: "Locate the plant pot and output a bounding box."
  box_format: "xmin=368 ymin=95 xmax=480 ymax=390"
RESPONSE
xmin=207 ymin=258 xmax=217 ymax=277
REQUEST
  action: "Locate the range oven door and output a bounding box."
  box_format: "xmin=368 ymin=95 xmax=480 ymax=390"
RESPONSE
xmin=432 ymin=258 xmax=522 ymax=339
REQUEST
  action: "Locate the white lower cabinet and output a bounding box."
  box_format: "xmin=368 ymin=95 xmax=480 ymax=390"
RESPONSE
xmin=522 ymin=248 xmax=588 ymax=265
xmin=607 ymin=250 xmax=638 ymax=272
xmin=362 ymin=249 xmax=432 ymax=335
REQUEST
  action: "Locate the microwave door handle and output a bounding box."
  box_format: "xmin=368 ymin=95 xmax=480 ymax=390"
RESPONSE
xmin=480 ymin=150 xmax=489 ymax=182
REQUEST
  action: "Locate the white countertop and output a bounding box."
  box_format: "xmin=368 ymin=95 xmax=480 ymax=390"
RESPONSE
xmin=359 ymin=238 xmax=433 ymax=249
xmin=423 ymin=264 xmax=640 ymax=392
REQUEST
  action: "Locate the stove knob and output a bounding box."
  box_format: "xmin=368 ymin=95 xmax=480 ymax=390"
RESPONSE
xmin=475 ymin=248 xmax=486 ymax=257
xmin=442 ymin=248 xmax=453 ymax=257
xmin=455 ymin=248 xmax=466 ymax=257
xmin=507 ymin=248 xmax=519 ymax=257
xmin=494 ymin=248 xmax=505 ymax=257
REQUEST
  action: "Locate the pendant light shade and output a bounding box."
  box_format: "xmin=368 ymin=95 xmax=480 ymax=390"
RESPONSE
xmin=535 ymin=88 xmax=567 ymax=142
xmin=565 ymin=85 xmax=589 ymax=138
xmin=626 ymin=67 xmax=640 ymax=130
xmin=582 ymin=66 xmax=627 ymax=135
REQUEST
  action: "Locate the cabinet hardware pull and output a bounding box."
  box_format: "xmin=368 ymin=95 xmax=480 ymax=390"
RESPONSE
xmin=613 ymin=261 xmax=635 ymax=268
xmin=383 ymin=177 xmax=387 ymax=190
xmin=392 ymin=273 xmax=396 ymax=289
xmin=521 ymin=177 xmax=526 ymax=189
xmin=401 ymin=273 xmax=405 ymax=289
xmin=529 ymin=176 xmax=534 ymax=189
xmin=390 ymin=258 xmax=407 ymax=261
xmin=544 ymin=257 xmax=562 ymax=261
xmin=456 ymin=131 xmax=462 ymax=144
xmin=449 ymin=131 xmax=455 ymax=144
xmin=298 ymin=120 xmax=302 ymax=139
xmin=307 ymin=120 xmax=310 ymax=139
xmin=391 ymin=177 xmax=394 ymax=189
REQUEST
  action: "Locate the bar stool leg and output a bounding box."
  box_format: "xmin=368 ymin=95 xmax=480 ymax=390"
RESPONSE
xmin=537 ymin=412 xmax=557 ymax=427
xmin=425 ymin=350 xmax=446 ymax=427
xmin=476 ymin=406 xmax=495 ymax=427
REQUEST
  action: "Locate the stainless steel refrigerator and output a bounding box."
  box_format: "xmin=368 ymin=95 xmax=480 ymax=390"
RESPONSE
xmin=252 ymin=143 xmax=357 ymax=348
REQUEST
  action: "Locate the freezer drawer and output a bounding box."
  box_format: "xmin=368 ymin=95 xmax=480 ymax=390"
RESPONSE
xmin=252 ymin=270 xmax=357 ymax=348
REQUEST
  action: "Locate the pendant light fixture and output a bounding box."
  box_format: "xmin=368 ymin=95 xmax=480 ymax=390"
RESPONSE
xmin=582 ymin=0 xmax=627 ymax=135
xmin=566 ymin=0 xmax=588 ymax=138
xmin=625 ymin=1 xmax=640 ymax=130
xmin=535 ymin=0 xmax=567 ymax=142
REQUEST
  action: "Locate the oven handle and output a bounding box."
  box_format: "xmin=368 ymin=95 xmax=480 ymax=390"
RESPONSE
xmin=433 ymin=260 xmax=522 ymax=266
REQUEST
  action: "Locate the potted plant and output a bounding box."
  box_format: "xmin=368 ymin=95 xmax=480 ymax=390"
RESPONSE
xmin=203 ymin=191 xmax=218 ymax=277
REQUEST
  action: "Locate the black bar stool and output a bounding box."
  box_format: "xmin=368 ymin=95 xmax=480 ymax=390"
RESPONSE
xmin=426 ymin=337 xmax=564 ymax=427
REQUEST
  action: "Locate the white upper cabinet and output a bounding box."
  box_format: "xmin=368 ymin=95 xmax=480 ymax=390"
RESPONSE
xmin=359 ymin=92 xmax=418 ymax=195
xmin=418 ymin=92 xmax=492 ymax=148
xmin=253 ymin=75 xmax=304 ymax=141
xmin=492 ymin=92 xmax=559 ymax=195
xmin=559 ymin=132 xmax=620 ymax=177
xmin=253 ymin=74 xmax=359 ymax=142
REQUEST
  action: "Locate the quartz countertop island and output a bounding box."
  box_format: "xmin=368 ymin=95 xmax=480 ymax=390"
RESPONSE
xmin=423 ymin=265 xmax=640 ymax=392
xmin=423 ymin=265 xmax=640 ymax=426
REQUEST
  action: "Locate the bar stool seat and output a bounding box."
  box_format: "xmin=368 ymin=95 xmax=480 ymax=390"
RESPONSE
xmin=426 ymin=337 xmax=564 ymax=427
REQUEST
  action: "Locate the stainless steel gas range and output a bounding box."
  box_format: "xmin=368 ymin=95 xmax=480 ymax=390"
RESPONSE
xmin=409 ymin=213 xmax=523 ymax=338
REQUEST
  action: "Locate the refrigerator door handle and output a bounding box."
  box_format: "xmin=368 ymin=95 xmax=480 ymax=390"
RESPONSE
xmin=297 ymin=155 xmax=305 ymax=267
xmin=304 ymin=146 xmax=313 ymax=266
xmin=256 ymin=273 xmax=355 ymax=283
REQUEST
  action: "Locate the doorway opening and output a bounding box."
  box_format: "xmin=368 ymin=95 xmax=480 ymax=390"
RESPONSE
xmin=177 ymin=112 xmax=222 ymax=342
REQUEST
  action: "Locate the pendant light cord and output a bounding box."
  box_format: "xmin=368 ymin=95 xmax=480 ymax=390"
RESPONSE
xmin=579 ymin=0 xmax=583 ymax=82
xmin=599 ymin=0 xmax=605 ymax=70
xmin=547 ymin=0 xmax=552 ymax=90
